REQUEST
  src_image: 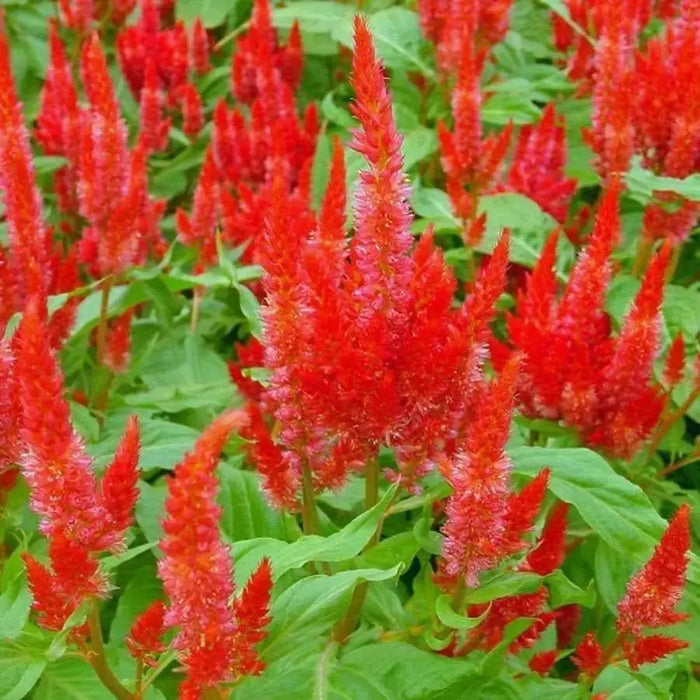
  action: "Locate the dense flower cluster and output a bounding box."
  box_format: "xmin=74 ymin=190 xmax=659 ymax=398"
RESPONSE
xmin=498 ymin=184 xmax=673 ymax=457
xmin=158 ymin=411 xmax=272 ymax=695
xmin=573 ymin=504 xmax=690 ymax=677
xmin=176 ymin=0 xmax=316 ymax=271
xmin=15 ymin=298 xmax=141 ymax=630
xmin=0 ymin=22 xmax=80 ymax=337
xmin=235 ymin=17 xmax=511 ymax=508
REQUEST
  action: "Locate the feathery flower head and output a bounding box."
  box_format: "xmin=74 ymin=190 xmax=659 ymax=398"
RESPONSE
xmin=349 ymin=16 xmax=413 ymax=336
xmin=16 ymin=298 xmax=141 ymax=551
xmin=159 ymin=411 xmax=271 ymax=694
xmin=126 ymin=600 xmax=167 ymax=666
xmin=441 ymin=357 xmax=519 ymax=586
xmin=573 ymin=631 xmax=604 ymax=678
xmin=617 ymin=504 xmax=690 ymax=635
xmin=504 ymin=104 xmax=577 ymax=223
xmin=524 ymin=503 xmax=569 ymax=576
xmin=0 ymin=21 xmax=52 ymax=301
xmin=23 ymin=533 xmax=108 ymax=632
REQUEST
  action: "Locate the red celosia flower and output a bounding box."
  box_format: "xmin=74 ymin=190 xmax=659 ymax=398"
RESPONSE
xmin=0 ymin=338 xmax=20 ymax=474
xmin=524 ymin=503 xmax=569 ymax=576
xmin=622 ymin=635 xmax=688 ymax=670
xmin=190 ymin=17 xmax=211 ymax=75
xmin=126 ymin=600 xmax=167 ymax=666
xmin=529 ymin=650 xmax=558 ymax=676
xmin=587 ymin=243 xmax=671 ymax=457
xmin=573 ymin=631 xmax=604 ymax=677
xmin=664 ymin=334 xmax=686 ymax=388
xmin=617 ymin=504 xmax=690 ymax=635
xmin=441 ymin=358 xmax=520 ymax=586
xmin=0 ymin=21 xmax=53 ymax=302
xmin=159 ymin=411 xmax=272 ymax=695
xmin=418 ymin=0 xmax=515 ymax=75
xmin=23 ymin=533 xmax=108 ymax=632
xmin=503 ymin=104 xmax=577 ymax=223
xmin=99 ymin=415 xmax=140 ymax=542
xmin=16 ymin=298 xmax=141 ymax=552
xmin=506 ymin=184 xmax=670 ymax=457
xmin=231 ymin=557 xmax=273 ymax=678
xmin=228 ymin=339 xmax=266 ymax=403
xmin=103 ymin=310 xmax=135 ymax=375
xmin=178 ymin=83 xmax=204 ymax=137
xmin=555 ymin=604 xmax=581 ymax=648
xmin=176 ymin=146 xmax=221 ymax=269
xmin=501 ymin=468 xmax=551 ymax=556
xmin=238 ymin=402 xmax=300 ymax=511
xmin=247 ymin=20 xmax=510 ymax=503
xmin=139 ymin=58 xmax=170 ymax=153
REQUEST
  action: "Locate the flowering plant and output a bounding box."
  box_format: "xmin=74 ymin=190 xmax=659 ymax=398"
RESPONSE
xmin=0 ymin=0 xmax=698 ymax=698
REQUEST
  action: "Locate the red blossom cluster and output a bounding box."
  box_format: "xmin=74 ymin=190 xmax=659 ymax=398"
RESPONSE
xmin=569 ymin=0 xmax=700 ymax=248
xmin=498 ymin=184 xmax=677 ymax=458
xmin=440 ymin=358 xmax=551 ymax=586
xmin=233 ymin=17 xmax=510 ymax=509
xmin=430 ymin=8 xmax=577 ymax=239
xmin=438 ymin=368 xmax=575 ymax=656
xmin=573 ymin=504 xmax=690 ymax=678
xmin=418 ymin=0 xmax=515 ymax=75
xmin=501 ymin=104 xmax=578 ymax=225
xmin=37 ymin=29 xmax=166 ymax=277
xmin=13 ymin=298 xmax=141 ymax=631
xmin=176 ymin=0 xmax=316 ymax=271
xmin=56 ymin=0 xmax=137 ymax=33
xmin=117 ymin=0 xmax=209 ymax=145
xmin=158 ymin=411 xmax=272 ymax=696
xmin=634 ymin=1 xmax=700 ymax=245
xmin=0 ymin=22 xmax=80 ymax=337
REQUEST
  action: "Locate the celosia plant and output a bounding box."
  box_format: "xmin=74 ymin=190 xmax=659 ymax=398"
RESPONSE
xmin=0 ymin=1 xmax=696 ymax=698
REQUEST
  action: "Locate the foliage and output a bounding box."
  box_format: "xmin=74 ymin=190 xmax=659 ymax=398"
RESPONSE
xmin=0 ymin=0 xmax=698 ymax=698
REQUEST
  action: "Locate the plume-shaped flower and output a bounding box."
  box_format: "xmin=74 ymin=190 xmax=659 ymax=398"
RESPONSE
xmin=441 ymin=358 xmax=520 ymax=586
xmin=126 ymin=600 xmax=167 ymax=666
xmin=504 ymin=104 xmax=577 ymax=223
xmin=159 ymin=412 xmax=272 ymax=694
xmin=617 ymin=504 xmax=690 ymax=634
xmin=0 ymin=21 xmax=52 ymax=302
xmin=23 ymin=533 xmax=108 ymax=632
xmin=16 ymin=298 xmax=141 ymax=552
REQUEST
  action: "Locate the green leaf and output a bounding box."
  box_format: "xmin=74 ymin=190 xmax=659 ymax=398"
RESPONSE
xmin=626 ymin=157 xmax=700 ymax=203
xmin=0 ymin=644 xmax=46 ymax=700
xmin=263 ymin=566 xmax=402 ymax=659
xmin=341 ymin=642 xmax=477 ymax=700
xmin=234 ymin=484 xmax=399 ymax=581
xmin=102 ymin=542 xmax=156 ymax=571
xmin=546 ymin=570 xmax=597 ymax=608
xmin=411 ymin=187 xmax=461 ymax=229
xmin=465 ymin=571 xmax=542 ymax=605
xmin=135 ymin=480 xmax=168 ymax=544
xmin=176 ymin=0 xmax=235 ymax=27
xmin=109 ymin=564 xmax=162 ymax=646
xmin=402 ymin=127 xmax=438 ymax=170
xmin=219 ymin=467 xmax=290 ymax=542
xmin=435 ymin=595 xmax=491 ymax=630
xmin=272 ymin=2 xmax=354 ymax=35
xmin=0 ymin=577 xmax=31 ymax=641
xmin=477 ymin=193 xmax=559 ymax=268
xmin=511 ymin=447 xmax=700 ymax=585
xmin=34 ymin=657 xmax=119 ymax=699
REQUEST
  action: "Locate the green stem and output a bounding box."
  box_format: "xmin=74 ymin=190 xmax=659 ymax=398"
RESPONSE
xmin=87 ymin=602 xmax=133 ymax=700
xmin=301 ymin=462 xmax=320 ymax=535
xmin=331 ymin=459 xmax=382 ymax=643
xmin=95 ymin=275 xmax=114 ymax=366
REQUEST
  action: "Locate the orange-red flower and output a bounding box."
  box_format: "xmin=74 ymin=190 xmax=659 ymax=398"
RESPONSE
xmin=159 ymin=412 xmax=272 ymax=694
